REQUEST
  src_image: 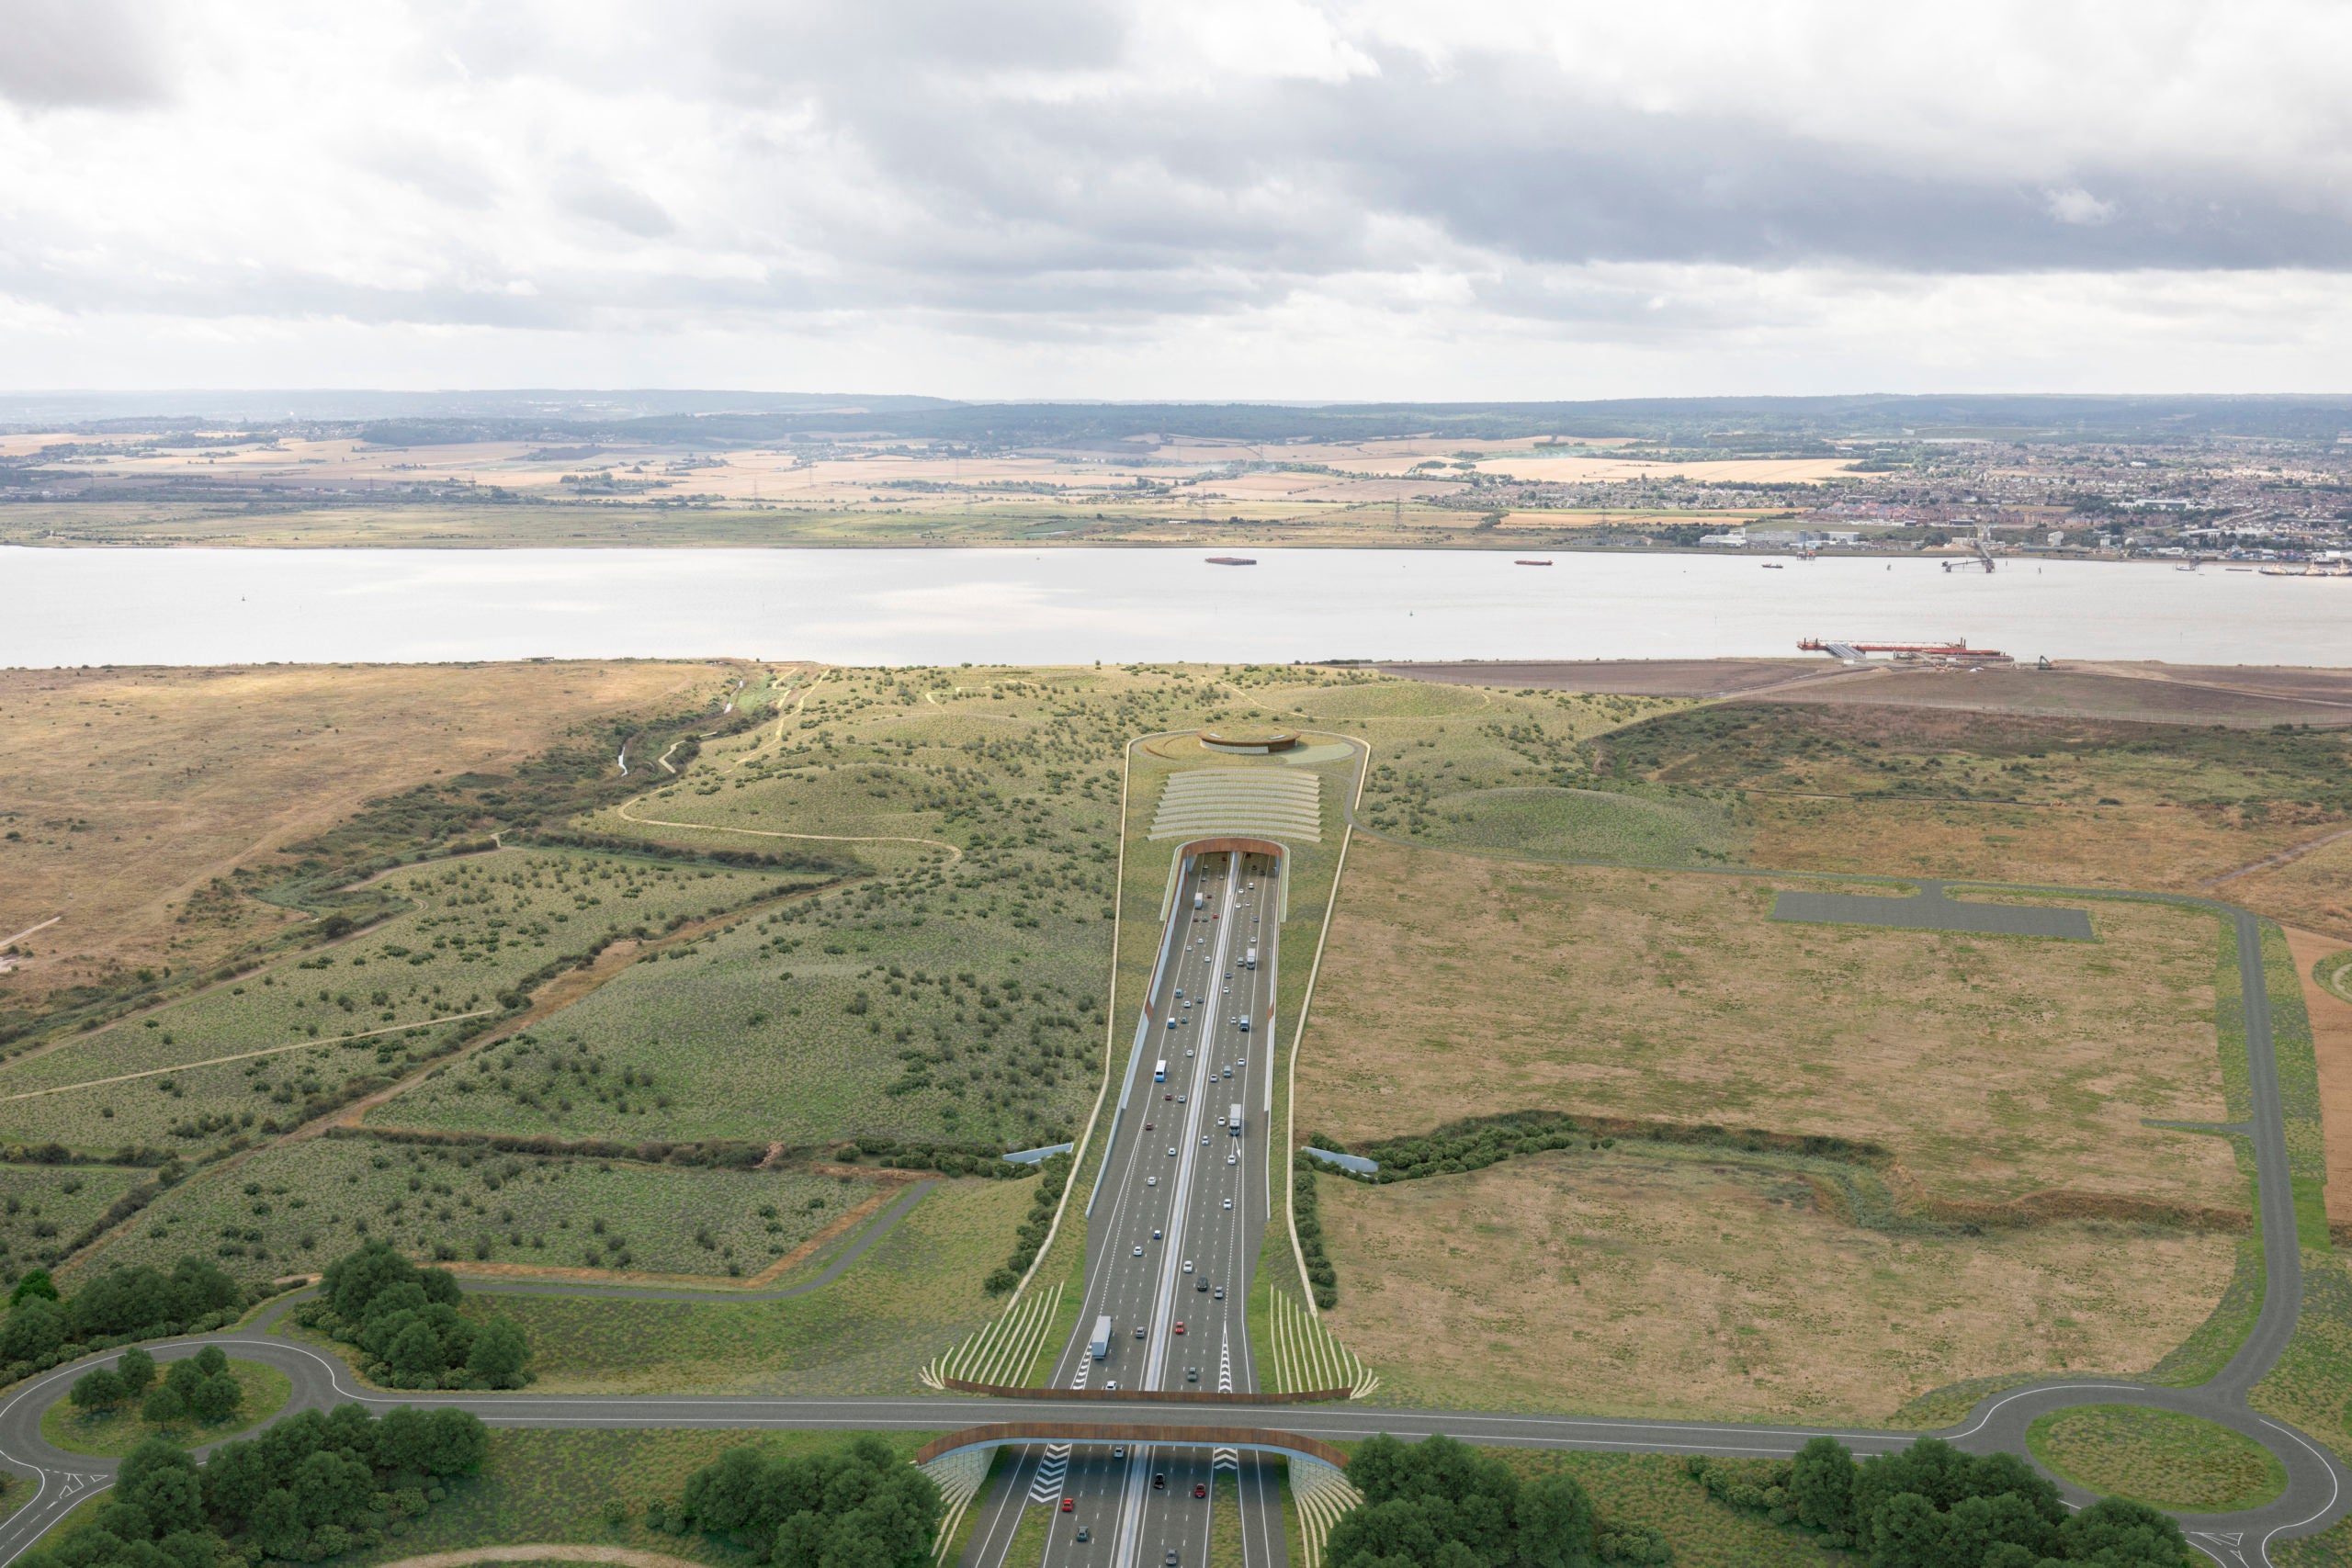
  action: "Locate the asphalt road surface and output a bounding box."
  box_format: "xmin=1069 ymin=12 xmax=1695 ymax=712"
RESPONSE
xmin=0 ymin=815 xmax=2345 ymax=1568
xmin=1001 ymin=847 xmax=1283 ymax=1568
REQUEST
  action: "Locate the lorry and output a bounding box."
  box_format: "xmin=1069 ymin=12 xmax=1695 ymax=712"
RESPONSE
xmin=1245 ymin=946 xmax=1258 ymax=970
xmin=1193 ymin=892 xmax=1205 ymax=910
xmin=1229 ymin=1103 xmax=1243 ymax=1135
xmin=1238 ymin=1015 xmax=1250 ymax=1032
xmin=1091 ymin=1315 xmax=1113 ymax=1361
xmin=1155 ymin=1059 xmax=1168 ymax=1083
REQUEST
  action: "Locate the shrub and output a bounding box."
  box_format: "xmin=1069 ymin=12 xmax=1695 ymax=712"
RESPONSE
xmin=1328 ymin=1434 xmax=1595 ymax=1568
xmin=308 ymin=1240 xmax=533 ymax=1389
xmin=678 ymin=1435 xmax=940 ymax=1568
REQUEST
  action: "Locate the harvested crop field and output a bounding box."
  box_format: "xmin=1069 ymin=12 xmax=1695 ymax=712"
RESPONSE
xmin=1301 ymin=840 xmax=2238 ymax=1213
xmin=63 ymin=1133 xmax=877 ymax=1286
xmin=1317 ymin=1149 xmax=2238 ymax=1423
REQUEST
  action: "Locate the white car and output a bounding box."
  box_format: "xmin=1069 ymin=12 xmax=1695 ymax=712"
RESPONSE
xmin=1148 ymin=1176 xmax=1158 ymax=1187
xmin=1182 ymin=1260 xmax=1194 ymax=1273
xmin=1134 ymin=1245 xmax=1144 ymax=1257
xmin=1223 ymin=1198 xmax=1233 ymax=1209
xmin=1227 ymin=1155 xmax=1238 ymax=1165
xmin=1201 ymin=1135 xmax=1210 ymax=1145
xmin=1169 ymin=1147 xmax=1178 ymax=1156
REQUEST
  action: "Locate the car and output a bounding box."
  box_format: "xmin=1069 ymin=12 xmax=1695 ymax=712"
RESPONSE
xmin=1223 ymin=1197 xmax=1232 ymax=1209
xmin=1222 ymin=986 xmax=1230 ymax=995
xmin=1182 ymin=1259 xmax=1193 ymax=1273
xmin=1146 ymin=1122 xmax=1155 ymax=1131
xmin=1105 ymin=1380 xmax=1118 ymax=1390
xmin=1177 ymin=1091 xmax=1187 ymax=1100
xmin=1164 ymin=1093 xmax=1172 ymax=1101
xmin=1133 ymin=1245 xmax=1144 ymax=1257
xmin=1113 ymin=1446 xmax=1125 ymax=1460
xmin=1169 ymin=1147 xmax=1178 ymax=1156
xmin=1201 ymin=1135 xmax=1210 ymax=1145
xmin=1174 ymin=1320 xmax=1185 ymax=1333
xmin=1175 ymin=987 xmax=1183 ymax=998
xmin=1193 ymin=1483 xmax=1208 ymax=1498
xmin=1214 ymin=1286 xmax=1225 ymax=1300
xmin=1135 ymin=1325 xmax=1146 ymax=1337
xmin=1148 ymin=1176 xmax=1159 ymax=1187
xmin=1186 ymin=1368 xmax=1200 ymax=1383
xmin=1061 ymin=1498 xmax=1075 ymax=1514
xmin=1153 ymin=1473 xmax=1167 ymax=1492
xmin=1076 ymin=1529 xmax=1090 ymax=1543
xmin=1222 ymin=1067 xmax=1232 ymax=1078
xmin=1167 ymin=1552 xmax=1180 ymax=1565
xmin=1236 ymin=1058 xmax=1245 ymax=1068
xmin=1153 ymin=1228 xmax=1162 ymax=1239
xmin=1227 ymin=1155 xmax=1237 ymax=1165
xmin=1197 ymin=1278 xmax=1209 ymax=1291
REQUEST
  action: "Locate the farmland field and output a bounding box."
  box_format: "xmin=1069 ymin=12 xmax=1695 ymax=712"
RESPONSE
xmin=456 ymin=1176 xmax=1031 ymax=1393
xmin=0 ymin=850 xmax=819 ymax=1157
xmin=1317 ymin=1149 xmax=2236 ymax=1423
xmin=63 ymin=1133 xmax=876 ymax=1286
xmin=1301 ymin=840 xmax=2237 ymax=1211
xmin=0 ymin=1164 xmax=149 ymax=1274
xmin=0 ymin=660 xmax=729 ymax=1022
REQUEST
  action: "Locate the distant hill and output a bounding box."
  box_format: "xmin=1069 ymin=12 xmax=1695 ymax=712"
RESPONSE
xmin=4 ymin=390 xmax=2347 ymax=447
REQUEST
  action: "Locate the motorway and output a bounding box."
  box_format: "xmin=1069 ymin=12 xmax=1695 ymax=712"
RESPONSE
xmin=0 ymin=820 xmax=2346 ymax=1567
xmin=967 ymin=846 xmax=1287 ymax=1568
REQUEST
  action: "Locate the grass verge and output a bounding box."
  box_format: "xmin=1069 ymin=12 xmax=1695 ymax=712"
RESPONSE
xmin=36 ymin=1358 xmax=290 ymax=1456
xmin=2025 ymin=1404 xmax=2286 ymax=1513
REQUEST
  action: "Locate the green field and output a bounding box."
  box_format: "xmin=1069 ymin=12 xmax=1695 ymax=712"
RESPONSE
xmin=0 ymin=1164 xmax=148 ymax=1273
xmin=0 ymin=850 xmax=818 ymax=1156
xmin=37 ymin=1358 xmax=290 ymax=1456
xmin=371 ymin=896 xmax=1108 ymax=1150
xmin=2026 ymin=1404 xmax=2287 ymax=1513
xmin=1393 ymin=784 xmax=1743 ymax=864
xmin=64 ymin=1134 xmax=875 ymax=1285
xmin=444 ymin=1176 xmax=1029 ymax=1393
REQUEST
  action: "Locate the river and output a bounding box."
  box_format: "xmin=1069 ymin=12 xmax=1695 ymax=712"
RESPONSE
xmin=2 ymin=547 xmax=2342 ymax=667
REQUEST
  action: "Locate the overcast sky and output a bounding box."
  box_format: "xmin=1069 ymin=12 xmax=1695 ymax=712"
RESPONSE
xmin=3 ymin=0 xmax=2346 ymax=399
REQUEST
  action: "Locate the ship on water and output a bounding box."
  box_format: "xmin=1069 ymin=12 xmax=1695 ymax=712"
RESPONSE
xmin=1205 ymin=556 xmax=1257 ymax=566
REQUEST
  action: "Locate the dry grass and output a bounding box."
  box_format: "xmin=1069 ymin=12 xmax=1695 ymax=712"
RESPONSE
xmin=2228 ymin=835 xmax=2352 ymax=946
xmin=0 ymin=661 xmax=729 ymax=1001
xmin=1747 ymin=795 xmax=2322 ymax=893
xmin=1317 ymin=1150 xmax=2237 ymax=1423
xmin=1300 ymin=840 xmax=2237 ymax=1211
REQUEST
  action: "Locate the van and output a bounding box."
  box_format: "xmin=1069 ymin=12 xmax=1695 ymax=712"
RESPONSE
xmin=1238 ymin=1015 xmax=1250 ymax=1032
xmin=1245 ymin=946 xmax=1258 ymax=970
xmin=1154 ymin=1059 xmax=1168 ymax=1082
xmin=1193 ymin=892 xmax=1205 ymax=910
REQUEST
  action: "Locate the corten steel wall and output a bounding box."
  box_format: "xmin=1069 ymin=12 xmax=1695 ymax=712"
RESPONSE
xmin=913 ymin=1424 xmax=1350 ymax=1469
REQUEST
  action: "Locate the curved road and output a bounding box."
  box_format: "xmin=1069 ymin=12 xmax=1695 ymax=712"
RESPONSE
xmin=0 ymin=756 xmax=2343 ymax=1565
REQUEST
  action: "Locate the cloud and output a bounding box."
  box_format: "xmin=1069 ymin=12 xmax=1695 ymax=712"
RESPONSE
xmin=0 ymin=0 xmax=2346 ymax=392
xmin=0 ymin=0 xmax=170 ymax=108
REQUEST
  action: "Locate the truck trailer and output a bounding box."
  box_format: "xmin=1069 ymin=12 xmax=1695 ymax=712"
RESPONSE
xmin=1091 ymin=1315 xmax=1113 ymax=1360
xmin=1229 ymin=1103 xmax=1243 ymax=1135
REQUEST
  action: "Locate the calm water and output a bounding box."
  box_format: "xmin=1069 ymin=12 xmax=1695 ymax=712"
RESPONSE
xmin=2 ymin=547 xmax=2341 ymax=667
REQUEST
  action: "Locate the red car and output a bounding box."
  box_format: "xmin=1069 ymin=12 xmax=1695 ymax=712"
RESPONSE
xmin=1061 ymin=1499 xmax=1075 ymax=1514
xmin=1193 ymin=1483 xmax=1208 ymax=1499
xmin=1173 ymin=1321 xmax=1185 ymax=1334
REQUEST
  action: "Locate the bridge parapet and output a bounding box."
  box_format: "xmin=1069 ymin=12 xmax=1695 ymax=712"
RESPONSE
xmin=911 ymin=1423 xmax=1348 ymax=1470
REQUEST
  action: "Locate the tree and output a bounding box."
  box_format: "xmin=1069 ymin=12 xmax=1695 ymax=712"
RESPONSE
xmin=10 ymin=1269 xmax=58 ymax=1307
xmin=465 ymin=1317 xmax=530 ymax=1385
xmin=116 ymin=1348 xmax=156 ymax=1398
xmin=141 ymin=1384 xmax=187 ymax=1425
xmin=1513 ymin=1474 xmax=1595 ymax=1568
xmin=1788 ymin=1436 xmax=1855 ymax=1535
xmin=1 ymin=1294 xmax=64 ymax=1362
xmin=2054 ymin=1496 xmax=2189 ymax=1565
xmin=188 ymin=1372 xmax=242 ymax=1425
xmin=70 ymin=1369 xmax=126 ymax=1412
xmin=322 ymin=1240 xmax=459 ymax=1323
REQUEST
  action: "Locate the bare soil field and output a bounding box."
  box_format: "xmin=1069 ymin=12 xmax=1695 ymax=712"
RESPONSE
xmin=1759 ymin=662 xmax=2352 ymax=728
xmin=1317 ymin=1150 xmax=2238 ymax=1423
xmin=1300 ymin=840 xmax=2238 ymax=1212
xmin=1374 ymin=660 xmax=1827 ymax=696
xmin=0 ymin=660 xmax=729 ymax=1010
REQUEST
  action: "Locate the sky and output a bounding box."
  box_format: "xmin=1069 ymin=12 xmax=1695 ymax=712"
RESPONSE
xmin=2 ymin=0 xmax=2347 ymax=400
